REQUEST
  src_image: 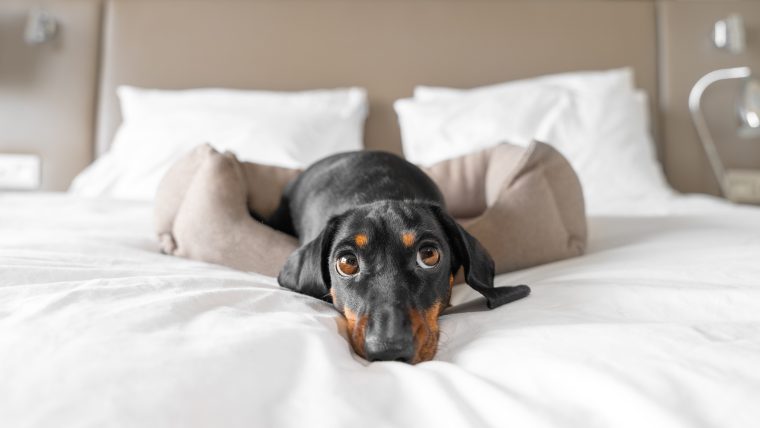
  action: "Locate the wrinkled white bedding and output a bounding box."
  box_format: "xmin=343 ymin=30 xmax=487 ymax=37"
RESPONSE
xmin=1 ymin=193 xmax=759 ymax=428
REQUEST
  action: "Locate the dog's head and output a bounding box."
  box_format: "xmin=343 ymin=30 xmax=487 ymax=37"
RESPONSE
xmin=278 ymin=200 xmax=497 ymax=364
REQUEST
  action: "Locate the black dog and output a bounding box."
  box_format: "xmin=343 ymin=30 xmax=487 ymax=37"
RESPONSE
xmin=270 ymin=151 xmax=529 ymax=363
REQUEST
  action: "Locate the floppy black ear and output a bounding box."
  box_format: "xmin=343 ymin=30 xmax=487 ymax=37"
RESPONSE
xmin=430 ymin=205 xmax=530 ymax=309
xmin=277 ymin=216 xmax=342 ymax=303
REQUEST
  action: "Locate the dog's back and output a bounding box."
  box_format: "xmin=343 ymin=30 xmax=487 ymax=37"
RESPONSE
xmin=271 ymin=151 xmax=444 ymax=243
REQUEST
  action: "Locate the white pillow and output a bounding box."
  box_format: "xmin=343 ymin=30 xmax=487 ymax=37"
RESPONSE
xmin=70 ymin=86 xmax=368 ymax=200
xmin=408 ymin=68 xmax=672 ymax=214
xmin=394 ymin=83 xmax=570 ymax=166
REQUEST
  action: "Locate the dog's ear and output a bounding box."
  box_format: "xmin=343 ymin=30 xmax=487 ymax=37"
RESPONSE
xmin=430 ymin=205 xmax=530 ymax=309
xmin=277 ymin=216 xmax=342 ymax=302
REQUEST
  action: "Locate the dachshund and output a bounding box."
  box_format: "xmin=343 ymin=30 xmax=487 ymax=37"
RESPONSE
xmin=271 ymin=151 xmax=530 ymax=363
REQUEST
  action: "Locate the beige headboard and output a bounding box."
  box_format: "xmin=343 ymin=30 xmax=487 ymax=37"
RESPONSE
xmin=96 ymin=0 xmax=659 ymax=157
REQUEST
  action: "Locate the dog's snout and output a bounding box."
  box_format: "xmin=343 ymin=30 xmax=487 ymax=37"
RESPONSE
xmin=364 ymin=306 xmax=414 ymax=363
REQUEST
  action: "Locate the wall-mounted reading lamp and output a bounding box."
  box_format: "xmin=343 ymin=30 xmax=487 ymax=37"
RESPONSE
xmin=712 ymin=14 xmax=745 ymax=54
xmin=689 ymin=14 xmax=760 ymax=203
xmin=24 ymin=7 xmax=58 ymax=45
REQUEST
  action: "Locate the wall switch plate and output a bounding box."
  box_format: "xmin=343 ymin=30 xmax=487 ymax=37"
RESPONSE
xmin=0 ymin=154 xmax=41 ymax=190
xmin=724 ymin=169 xmax=760 ymax=204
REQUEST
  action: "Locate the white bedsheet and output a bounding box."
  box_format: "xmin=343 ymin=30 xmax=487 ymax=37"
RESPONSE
xmin=1 ymin=193 xmax=759 ymax=428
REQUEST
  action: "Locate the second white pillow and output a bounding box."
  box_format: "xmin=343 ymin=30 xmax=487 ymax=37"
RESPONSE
xmin=406 ymin=68 xmax=672 ymax=214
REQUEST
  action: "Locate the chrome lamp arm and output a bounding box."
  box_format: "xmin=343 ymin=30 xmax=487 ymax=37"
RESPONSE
xmin=688 ymin=66 xmax=752 ymax=196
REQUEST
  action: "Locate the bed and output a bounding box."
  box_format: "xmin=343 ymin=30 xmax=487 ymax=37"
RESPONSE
xmin=2 ymin=192 xmax=759 ymax=427
xmin=2 ymin=1 xmax=760 ymax=427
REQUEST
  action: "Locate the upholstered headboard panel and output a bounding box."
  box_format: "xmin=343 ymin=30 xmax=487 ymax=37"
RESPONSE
xmin=96 ymin=0 xmax=659 ymax=157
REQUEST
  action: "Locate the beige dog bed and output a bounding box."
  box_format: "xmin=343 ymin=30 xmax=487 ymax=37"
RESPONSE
xmin=155 ymin=142 xmax=586 ymax=278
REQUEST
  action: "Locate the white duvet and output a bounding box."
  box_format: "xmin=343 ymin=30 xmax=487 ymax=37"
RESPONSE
xmin=1 ymin=193 xmax=759 ymax=428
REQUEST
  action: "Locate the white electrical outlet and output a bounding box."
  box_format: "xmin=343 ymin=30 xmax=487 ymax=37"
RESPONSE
xmin=724 ymin=169 xmax=760 ymax=204
xmin=0 ymin=154 xmax=41 ymax=190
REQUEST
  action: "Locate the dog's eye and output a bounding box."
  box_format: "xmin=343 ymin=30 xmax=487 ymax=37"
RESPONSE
xmin=417 ymin=246 xmax=440 ymax=269
xmin=336 ymin=254 xmax=360 ymax=277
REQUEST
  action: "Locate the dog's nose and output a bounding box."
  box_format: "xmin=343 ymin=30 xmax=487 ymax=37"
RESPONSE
xmin=364 ymin=306 xmax=414 ymax=363
xmin=365 ymin=338 xmax=414 ymax=363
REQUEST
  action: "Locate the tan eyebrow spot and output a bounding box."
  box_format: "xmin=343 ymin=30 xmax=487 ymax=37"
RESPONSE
xmin=402 ymin=232 xmax=416 ymax=248
xmin=355 ymin=234 xmax=368 ymax=247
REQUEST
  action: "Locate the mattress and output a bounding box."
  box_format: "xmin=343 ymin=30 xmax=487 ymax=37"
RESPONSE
xmin=1 ymin=192 xmax=759 ymax=428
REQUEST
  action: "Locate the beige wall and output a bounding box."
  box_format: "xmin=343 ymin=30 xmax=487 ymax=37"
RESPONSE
xmin=1 ymin=0 xmax=759 ymax=194
xmin=0 ymin=0 xmax=100 ymax=191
